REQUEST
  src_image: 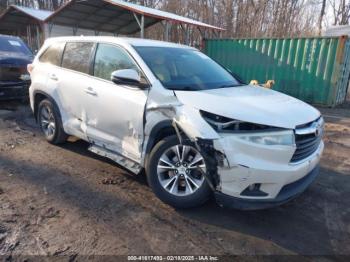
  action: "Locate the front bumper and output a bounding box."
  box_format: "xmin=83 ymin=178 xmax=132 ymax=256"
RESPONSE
xmin=0 ymin=81 xmax=30 ymax=100
xmin=211 ymin=132 xmax=324 ymax=209
xmin=215 ymin=165 xmax=320 ymax=210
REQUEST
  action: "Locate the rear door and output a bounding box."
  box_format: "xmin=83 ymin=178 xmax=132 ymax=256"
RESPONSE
xmin=85 ymin=43 xmax=149 ymax=162
xmin=58 ymin=41 xmax=95 ymax=138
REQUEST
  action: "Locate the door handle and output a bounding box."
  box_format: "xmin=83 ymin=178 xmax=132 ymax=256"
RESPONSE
xmin=49 ymin=74 xmax=58 ymax=81
xmin=85 ymin=87 xmax=97 ymax=96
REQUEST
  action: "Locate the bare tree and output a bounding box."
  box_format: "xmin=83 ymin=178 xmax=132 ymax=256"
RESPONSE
xmin=318 ymin=0 xmax=327 ymax=35
xmin=329 ymin=0 xmax=350 ymax=25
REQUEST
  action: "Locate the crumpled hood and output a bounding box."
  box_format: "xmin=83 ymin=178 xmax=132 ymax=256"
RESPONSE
xmin=175 ymin=85 xmax=321 ymax=129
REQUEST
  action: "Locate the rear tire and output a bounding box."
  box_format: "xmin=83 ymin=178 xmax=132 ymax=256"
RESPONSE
xmin=146 ymin=135 xmax=212 ymax=208
xmin=38 ymin=99 xmax=68 ymax=144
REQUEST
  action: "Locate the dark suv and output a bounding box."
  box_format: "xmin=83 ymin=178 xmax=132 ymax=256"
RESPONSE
xmin=0 ymin=35 xmax=33 ymax=100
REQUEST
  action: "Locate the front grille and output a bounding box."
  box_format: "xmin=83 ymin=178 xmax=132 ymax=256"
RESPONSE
xmin=0 ymin=66 xmax=27 ymax=81
xmin=0 ymin=84 xmax=29 ymax=100
xmin=291 ymin=118 xmax=324 ymax=163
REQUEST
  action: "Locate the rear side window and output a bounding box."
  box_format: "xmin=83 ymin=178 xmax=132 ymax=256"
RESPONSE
xmin=39 ymin=42 xmax=65 ymax=66
xmin=61 ymin=42 xmax=94 ymax=74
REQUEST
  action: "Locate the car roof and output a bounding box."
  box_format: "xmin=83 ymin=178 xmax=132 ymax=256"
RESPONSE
xmin=45 ymin=36 xmax=194 ymax=49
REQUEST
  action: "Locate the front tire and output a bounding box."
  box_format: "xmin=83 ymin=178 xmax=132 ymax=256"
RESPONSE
xmin=38 ymin=99 xmax=67 ymax=144
xmin=146 ymin=136 xmax=212 ymax=208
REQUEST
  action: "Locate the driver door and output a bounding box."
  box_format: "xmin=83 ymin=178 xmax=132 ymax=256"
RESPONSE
xmin=85 ymin=43 xmax=149 ymax=162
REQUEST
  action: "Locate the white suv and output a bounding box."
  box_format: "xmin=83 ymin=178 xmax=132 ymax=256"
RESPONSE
xmin=28 ymin=37 xmax=324 ymax=210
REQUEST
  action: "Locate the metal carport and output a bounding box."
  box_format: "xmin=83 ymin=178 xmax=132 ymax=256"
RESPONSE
xmin=0 ymin=5 xmax=52 ymax=51
xmin=0 ymin=0 xmax=224 ymax=50
xmin=45 ymin=0 xmax=224 ymax=40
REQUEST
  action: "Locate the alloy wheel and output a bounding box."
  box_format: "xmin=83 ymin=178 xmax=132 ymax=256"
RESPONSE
xmin=40 ymin=105 xmax=56 ymax=140
xmin=157 ymin=144 xmax=206 ymax=196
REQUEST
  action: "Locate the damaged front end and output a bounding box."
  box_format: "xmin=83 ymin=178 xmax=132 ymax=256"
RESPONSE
xmin=142 ymin=86 xmax=323 ymax=210
xmin=142 ymin=89 xmax=231 ymax=203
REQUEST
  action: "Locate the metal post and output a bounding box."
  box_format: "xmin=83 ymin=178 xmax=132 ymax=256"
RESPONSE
xmin=140 ymin=15 xmax=145 ymax=38
xmin=164 ymin=21 xmax=170 ymax=42
xmin=133 ymin=13 xmax=145 ymax=38
xmin=48 ymin=22 xmax=54 ymax=38
xmin=40 ymin=23 xmax=46 ymax=46
xmin=180 ymin=24 xmax=190 ymax=45
xmin=180 ymin=24 xmax=185 ymax=44
xmin=36 ymin=25 xmax=40 ymax=51
xmin=72 ymin=26 xmax=78 ymax=36
xmin=186 ymin=27 xmax=190 ymax=45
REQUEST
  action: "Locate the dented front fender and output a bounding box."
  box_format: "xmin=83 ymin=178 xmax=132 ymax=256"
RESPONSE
xmin=173 ymin=105 xmax=220 ymax=141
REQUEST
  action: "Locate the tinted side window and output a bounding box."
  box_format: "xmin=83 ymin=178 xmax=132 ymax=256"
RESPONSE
xmin=93 ymin=44 xmax=140 ymax=81
xmin=62 ymin=42 xmax=94 ymax=74
xmin=39 ymin=42 xmax=65 ymax=66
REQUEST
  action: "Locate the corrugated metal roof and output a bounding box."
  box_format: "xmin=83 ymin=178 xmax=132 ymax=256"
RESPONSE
xmin=105 ymin=0 xmax=224 ymax=30
xmin=45 ymin=0 xmax=224 ymax=34
xmin=10 ymin=5 xmax=52 ymax=21
xmin=0 ymin=5 xmax=53 ymax=33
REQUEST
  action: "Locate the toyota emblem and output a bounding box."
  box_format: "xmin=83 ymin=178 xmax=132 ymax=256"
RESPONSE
xmin=315 ymin=124 xmax=322 ymax=137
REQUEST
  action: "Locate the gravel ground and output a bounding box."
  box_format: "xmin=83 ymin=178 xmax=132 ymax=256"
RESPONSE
xmin=0 ymin=101 xmax=349 ymax=259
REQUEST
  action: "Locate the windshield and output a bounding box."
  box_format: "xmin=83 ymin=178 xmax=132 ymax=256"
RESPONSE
xmin=134 ymin=46 xmax=242 ymax=91
xmin=0 ymin=37 xmax=32 ymax=56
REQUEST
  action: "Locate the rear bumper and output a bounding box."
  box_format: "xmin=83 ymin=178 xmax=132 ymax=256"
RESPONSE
xmin=0 ymin=82 xmax=29 ymax=100
xmin=215 ymin=165 xmax=320 ymax=210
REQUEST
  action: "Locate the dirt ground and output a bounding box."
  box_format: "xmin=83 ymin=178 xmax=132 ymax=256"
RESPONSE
xmin=0 ymin=101 xmax=349 ymax=259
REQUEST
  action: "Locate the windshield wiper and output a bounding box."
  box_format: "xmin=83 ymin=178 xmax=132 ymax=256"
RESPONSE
xmin=167 ymin=86 xmax=196 ymax=91
xmin=217 ymin=84 xmax=245 ymax=89
xmin=168 ymin=84 xmax=245 ymax=91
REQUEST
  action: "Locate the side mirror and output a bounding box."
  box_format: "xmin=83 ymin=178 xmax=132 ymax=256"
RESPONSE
xmin=111 ymin=69 xmax=143 ymax=87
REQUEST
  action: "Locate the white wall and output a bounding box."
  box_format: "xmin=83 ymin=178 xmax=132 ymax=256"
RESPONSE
xmin=324 ymin=25 xmax=350 ymax=37
xmin=43 ymin=24 xmax=114 ymax=39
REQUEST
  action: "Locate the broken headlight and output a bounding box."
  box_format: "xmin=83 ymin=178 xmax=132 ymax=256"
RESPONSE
xmin=200 ymin=111 xmax=294 ymax=145
xmin=200 ymin=111 xmax=280 ymax=133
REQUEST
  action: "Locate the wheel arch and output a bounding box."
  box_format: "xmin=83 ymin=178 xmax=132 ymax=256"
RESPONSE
xmin=145 ymin=120 xmax=177 ymax=156
xmin=33 ymin=91 xmax=62 ymax=122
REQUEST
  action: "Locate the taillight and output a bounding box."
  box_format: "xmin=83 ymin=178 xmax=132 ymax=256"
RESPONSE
xmin=27 ymin=64 xmax=34 ymax=74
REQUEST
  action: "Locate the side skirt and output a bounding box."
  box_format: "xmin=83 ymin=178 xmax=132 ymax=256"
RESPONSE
xmin=89 ymin=145 xmax=142 ymax=174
